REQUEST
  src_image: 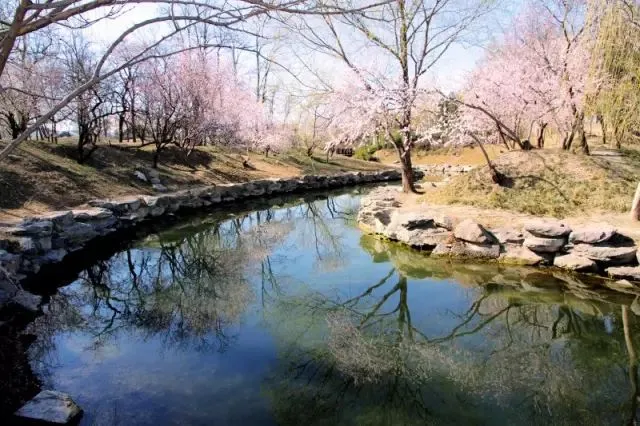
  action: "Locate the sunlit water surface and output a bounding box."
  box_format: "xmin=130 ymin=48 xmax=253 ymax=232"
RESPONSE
xmin=12 ymin=188 xmax=640 ymax=425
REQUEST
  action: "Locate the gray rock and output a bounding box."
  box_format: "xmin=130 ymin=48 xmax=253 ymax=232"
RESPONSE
xmin=399 ymin=214 xmax=436 ymax=230
xmin=499 ymin=244 xmax=549 ymax=266
xmin=433 ymin=214 xmax=454 ymax=231
xmin=523 ymin=236 xmax=566 ymax=253
xmin=453 ymin=219 xmax=494 ymax=244
xmin=152 ymin=183 xmax=168 ymax=192
xmin=554 ymin=254 xmax=597 ymax=272
xmin=134 ymin=170 xmax=148 ymax=182
xmin=14 ymin=390 xmax=82 ymax=424
xmin=2 ymin=235 xmax=51 ymax=254
xmin=58 ymin=222 xmax=98 ymax=246
xmin=432 ymin=240 xmax=501 ymax=259
xmin=388 ymin=226 xmax=450 ymax=248
xmin=607 ymin=266 xmax=640 ymax=281
xmin=41 ymin=249 xmax=68 ymax=263
xmin=3 ymin=220 xmax=53 ymax=237
xmin=490 ymin=227 xmax=526 ymax=244
xmin=357 ymin=204 xmax=394 ymax=234
xmin=11 ymin=289 xmax=41 ymax=312
xmin=524 ymin=220 xmax=571 ymax=238
xmin=571 ymin=244 xmax=637 ymax=265
xmin=28 ymin=211 xmax=75 ymax=231
xmin=0 ymin=249 xmax=21 ymax=274
xmin=146 ymin=168 xmax=160 ymax=179
xmin=569 ymin=224 xmax=617 ymax=244
xmin=72 ymin=208 xmax=114 ymax=221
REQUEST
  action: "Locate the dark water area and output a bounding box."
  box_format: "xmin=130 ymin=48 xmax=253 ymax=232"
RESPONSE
xmin=4 ymin=187 xmax=640 ymax=425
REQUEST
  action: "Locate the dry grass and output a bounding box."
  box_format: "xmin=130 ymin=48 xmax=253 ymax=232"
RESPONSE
xmin=426 ymin=148 xmax=639 ymax=218
xmin=0 ymin=139 xmax=388 ymax=221
xmin=378 ymin=145 xmax=505 ymax=166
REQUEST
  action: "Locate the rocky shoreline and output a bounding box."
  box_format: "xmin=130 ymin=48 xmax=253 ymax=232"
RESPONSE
xmin=358 ymin=186 xmax=640 ymax=291
xmin=2 ymin=169 xmax=431 ymax=424
xmin=0 ymin=169 xmax=418 ymax=318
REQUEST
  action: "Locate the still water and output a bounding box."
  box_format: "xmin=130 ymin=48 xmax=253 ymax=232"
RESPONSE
xmin=9 ymin=188 xmax=640 ymax=425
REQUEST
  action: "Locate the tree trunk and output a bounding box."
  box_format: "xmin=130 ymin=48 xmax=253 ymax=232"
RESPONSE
xmin=399 ymin=151 xmax=416 ymax=193
xmin=631 ymin=182 xmax=640 ymax=221
xmin=497 ymin=123 xmax=510 ymax=150
xmin=564 ymin=110 xmax=589 ymax=154
xmin=537 ymin=123 xmax=547 ymax=149
xmin=598 ymin=114 xmax=607 ymax=145
xmin=118 ymin=113 xmax=125 ymax=143
xmin=615 ymin=125 xmax=624 ymax=149
xmin=468 ymin=132 xmax=506 ymax=186
xmin=153 ymin=147 xmax=160 ymax=169
xmin=575 ymin=112 xmax=589 ymax=154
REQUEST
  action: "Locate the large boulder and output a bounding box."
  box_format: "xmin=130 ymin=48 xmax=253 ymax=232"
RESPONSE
xmin=14 ymin=390 xmax=82 ymax=424
xmin=453 ymin=219 xmax=495 ymax=245
xmin=554 ymin=253 xmax=597 ymax=272
xmin=358 ymin=208 xmax=394 ymax=234
xmin=569 ymin=224 xmax=617 ymax=244
xmin=490 ymin=227 xmax=526 ymax=245
xmin=0 ymin=249 xmax=21 ymax=275
xmin=523 ymin=236 xmax=566 ymax=253
xmin=9 ymin=220 xmax=54 ymax=237
xmin=524 ymin=220 xmax=571 ymax=238
xmin=72 ymin=208 xmax=117 ymax=235
xmin=499 ymin=244 xmax=549 ymax=266
xmin=11 ymin=289 xmax=42 ymax=313
xmin=571 ymin=244 xmax=637 ymax=265
xmin=27 ymin=211 xmax=74 ymax=232
xmin=55 ymin=222 xmax=99 ymax=248
xmin=432 ymin=240 xmax=501 ymax=260
xmin=385 ymin=212 xmax=450 ymax=248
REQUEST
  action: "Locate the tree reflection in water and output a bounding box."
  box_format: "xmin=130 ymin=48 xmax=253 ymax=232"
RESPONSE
xmin=264 ymin=237 xmax=640 ymax=425
xmin=14 ymin=190 xmax=640 ymax=425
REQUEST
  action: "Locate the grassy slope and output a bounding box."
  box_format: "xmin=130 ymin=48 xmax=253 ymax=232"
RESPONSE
xmin=426 ymin=148 xmax=639 ymax=218
xmin=0 ymin=139 xmax=387 ymax=221
xmin=377 ymin=144 xmax=505 ymax=166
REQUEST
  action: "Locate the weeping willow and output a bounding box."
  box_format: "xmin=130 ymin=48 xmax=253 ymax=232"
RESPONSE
xmin=586 ymin=0 xmax=640 ymax=148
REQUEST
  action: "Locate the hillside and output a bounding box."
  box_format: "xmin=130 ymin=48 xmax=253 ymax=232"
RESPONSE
xmin=0 ymin=140 xmax=387 ymax=221
xmin=427 ymin=148 xmax=639 ymax=218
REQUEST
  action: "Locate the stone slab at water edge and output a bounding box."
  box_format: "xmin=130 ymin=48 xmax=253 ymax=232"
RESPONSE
xmin=14 ymin=390 xmax=82 ymax=424
xmin=357 ymin=186 xmax=640 ymax=289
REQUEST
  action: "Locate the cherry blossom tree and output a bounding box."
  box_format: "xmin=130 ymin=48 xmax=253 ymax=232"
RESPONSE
xmin=137 ymin=50 xmax=274 ymax=168
xmin=292 ymin=0 xmax=495 ymax=193
xmin=455 ymin=1 xmax=595 ymax=154
xmin=0 ymin=1 xmax=391 ymax=162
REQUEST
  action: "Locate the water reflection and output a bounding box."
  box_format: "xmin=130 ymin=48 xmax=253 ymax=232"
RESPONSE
xmin=265 ymin=237 xmax=640 ymax=425
xmin=8 ymin=189 xmax=640 ymax=425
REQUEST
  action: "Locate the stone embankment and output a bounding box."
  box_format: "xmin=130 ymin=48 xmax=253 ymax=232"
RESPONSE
xmin=358 ymin=187 xmax=640 ymax=290
xmin=0 ymin=169 xmax=416 ymax=316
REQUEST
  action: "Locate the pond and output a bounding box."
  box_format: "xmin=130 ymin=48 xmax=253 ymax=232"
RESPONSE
xmin=4 ymin=187 xmax=640 ymax=425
